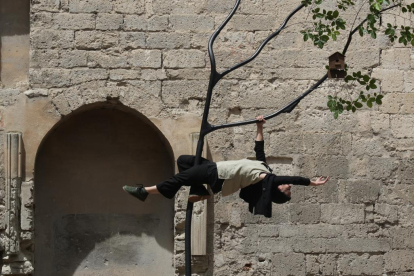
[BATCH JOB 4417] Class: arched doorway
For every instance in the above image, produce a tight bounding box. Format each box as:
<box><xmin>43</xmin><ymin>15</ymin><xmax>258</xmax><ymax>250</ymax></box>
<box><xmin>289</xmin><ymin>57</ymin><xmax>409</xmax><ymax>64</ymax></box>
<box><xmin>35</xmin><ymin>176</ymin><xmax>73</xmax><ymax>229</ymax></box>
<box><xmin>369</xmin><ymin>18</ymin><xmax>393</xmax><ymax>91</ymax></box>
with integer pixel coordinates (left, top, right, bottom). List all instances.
<box><xmin>34</xmin><ymin>104</ymin><xmax>175</xmax><ymax>275</ymax></box>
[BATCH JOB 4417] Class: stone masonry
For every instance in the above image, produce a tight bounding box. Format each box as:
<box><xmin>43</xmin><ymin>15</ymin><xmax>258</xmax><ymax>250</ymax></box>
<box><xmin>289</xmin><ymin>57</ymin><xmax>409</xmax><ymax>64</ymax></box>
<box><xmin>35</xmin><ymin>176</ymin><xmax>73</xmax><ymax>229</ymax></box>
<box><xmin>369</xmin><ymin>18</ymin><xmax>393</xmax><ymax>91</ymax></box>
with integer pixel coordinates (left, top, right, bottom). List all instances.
<box><xmin>0</xmin><ymin>0</ymin><xmax>413</xmax><ymax>275</ymax></box>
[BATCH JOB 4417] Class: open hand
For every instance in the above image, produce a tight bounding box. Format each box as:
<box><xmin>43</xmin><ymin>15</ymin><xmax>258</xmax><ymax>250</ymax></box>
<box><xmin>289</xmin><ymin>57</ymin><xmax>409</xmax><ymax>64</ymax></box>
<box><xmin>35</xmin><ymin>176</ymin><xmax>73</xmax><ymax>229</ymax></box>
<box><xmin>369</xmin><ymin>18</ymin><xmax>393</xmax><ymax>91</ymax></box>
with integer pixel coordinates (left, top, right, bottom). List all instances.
<box><xmin>310</xmin><ymin>176</ymin><xmax>329</xmax><ymax>186</ymax></box>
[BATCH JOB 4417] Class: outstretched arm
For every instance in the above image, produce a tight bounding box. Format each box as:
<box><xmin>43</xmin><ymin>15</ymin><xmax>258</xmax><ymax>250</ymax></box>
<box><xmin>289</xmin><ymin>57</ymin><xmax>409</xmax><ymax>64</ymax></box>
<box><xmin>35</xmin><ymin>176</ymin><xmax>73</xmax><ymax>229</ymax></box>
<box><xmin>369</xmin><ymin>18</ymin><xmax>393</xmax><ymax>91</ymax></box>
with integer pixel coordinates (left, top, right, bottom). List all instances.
<box><xmin>255</xmin><ymin>115</ymin><xmax>265</xmax><ymax>141</ymax></box>
<box><xmin>254</xmin><ymin>115</ymin><xmax>267</xmax><ymax>162</ymax></box>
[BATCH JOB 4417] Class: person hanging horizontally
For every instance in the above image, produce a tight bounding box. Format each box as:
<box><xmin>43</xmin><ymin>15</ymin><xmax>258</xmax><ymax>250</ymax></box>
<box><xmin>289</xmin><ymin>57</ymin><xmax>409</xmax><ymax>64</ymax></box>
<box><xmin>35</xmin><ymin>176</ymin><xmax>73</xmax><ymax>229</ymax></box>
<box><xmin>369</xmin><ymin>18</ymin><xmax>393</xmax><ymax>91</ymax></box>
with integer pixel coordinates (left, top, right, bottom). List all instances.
<box><xmin>123</xmin><ymin>116</ymin><xmax>329</xmax><ymax>217</ymax></box>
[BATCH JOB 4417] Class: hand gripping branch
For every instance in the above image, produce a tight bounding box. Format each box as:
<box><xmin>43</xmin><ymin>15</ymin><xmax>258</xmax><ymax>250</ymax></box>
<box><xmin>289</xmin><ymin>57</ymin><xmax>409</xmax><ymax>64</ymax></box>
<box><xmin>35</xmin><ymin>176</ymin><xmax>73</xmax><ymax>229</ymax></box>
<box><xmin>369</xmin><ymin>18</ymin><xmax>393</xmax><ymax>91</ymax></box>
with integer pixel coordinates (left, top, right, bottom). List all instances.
<box><xmin>185</xmin><ymin>1</ymin><xmax>400</xmax><ymax>274</ymax></box>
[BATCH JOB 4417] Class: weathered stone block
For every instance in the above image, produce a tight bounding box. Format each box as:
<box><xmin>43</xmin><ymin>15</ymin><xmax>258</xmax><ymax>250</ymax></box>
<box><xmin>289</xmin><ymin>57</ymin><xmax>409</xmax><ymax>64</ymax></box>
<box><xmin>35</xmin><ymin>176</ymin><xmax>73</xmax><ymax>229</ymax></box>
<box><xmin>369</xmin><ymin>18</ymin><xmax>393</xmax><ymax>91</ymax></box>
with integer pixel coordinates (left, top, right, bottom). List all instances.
<box><xmin>303</xmin><ymin>132</ymin><xmax>344</xmax><ymax>155</ymax></box>
<box><xmin>128</xmin><ymin>50</ymin><xmax>162</xmax><ymax>68</ymax></box>
<box><xmin>223</xmin><ymin>15</ymin><xmax>278</xmax><ymax>31</ymax></box>
<box><xmin>54</xmin><ymin>13</ymin><xmax>95</xmax><ymax>30</ymax></box>
<box><xmin>279</xmin><ymin>224</ymin><xmax>342</xmax><ymax>239</ymax></box>
<box><xmin>30</xmin><ymin>49</ymin><xmax>60</xmax><ymax>68</ymax></box>
<box><xmin>338</xmin><ymin>253</ymin><xmax>383</xmax><ymax>275</ymax></box>
<box><xmin>164</xmin><ymin>50</ymin><xmax>206</xmax><ymax>68</ymax></box>
<box><xmin>351</xmin><ymin>135</ymin><xmax>386</xmax><ymax>157</ymax></box>
<box><xmin>69</xmin><ymin>0</ymin><xmax>113</xmax><ymax>13</ymax></box>
<box><xmin>374</xmin><ymin>204</ymin><xmax>398</xmax><ymax>225</ymax></box>
<box><xmin>150</xmin><ymin>0</ymin><xmax>204</xmax><ymax>14</ymax></box>
<box><xmin>371</xmin><ymin>113</ymin><xmax>390</xmax><ymax>133</ymax></box>
<box><xmin>20</xmin><ymin>181</ymin><xmax>34</xmax><ymax>231</ymax></box>
<box><xmin>321</xmin><ymin>204</ymin><xmax>365</xmax><ymax>224</ymax></box>
<box><xmin>405</xmin><ymin>71</ymin><xmax>414</xmax><ymax>93</ymax></box>
<box><xmin>391</xmin><ymin>115</ymin><xmax>414</xmax><ymax>138</ymax></box>
<box><xmin>385</xmin><ymin>250</ymin><xmax>414</xmax><ymax>272</ymax></box>
<box><xmin>343</xmin><ymin>179</ymin><xmax>381</xmax><ymax>203</ymax></box>
<box><xmin>161</xmin><ymin>80</ymin><xmax>208</xmax><ymax>107</ymax></box>
<box><xmin>32</xmin><ymin>29</ymin><xmax>74</xmax><ymax>49</ymax></box>
<box><xmin>51</xmin><ymin>91</ymin><xmax>71</xmax><ymax>115</ymax></box>
<box><xmin>75</xmin><ymin>31</ymin><xmax>119</xmax><ymax>50</ymax></box>
<box><xmin>30</xmin><ymin>68</ymin><xmax>71</xmax><ymax>88</ymax></box>
<box><xmin>141</xmin><ymin>69</ymin><xmax>168</xmax><ymax>81</ymax></box>
<box><xmin>96</xmin><ymin>14</ymin><xmax>123</xmax><ymax>30</ymax></box>
<box><xmin>289</xmin><ymin>203</ymin><xmax>321</xmax><ymax>224</ymax></box>
<box><xmin>398</xmin><ymin>206</ymin><xmax>414</xmax><ymax>227</ymax></box>
<box><xmin>24</xmin><ymin>89</ymin><xmax>48</xmax><ymax>98</ymax></box>
<box><xmin>258</xmin><ymin>238</ymin><xmax>293</xmax><ymax>253</ymax></box>
<box><xmin>367</xmin><ymin>157</ymin><xmax>398</xmax><ymax>179</ymax></box>
<box><xmin>71</xmin><ymin>69</ymin><xmax>108</xmax><ymax>85</ymax></box>
<box><xmin>372</xmin><ymin>68</ymin><xmax>404</xmax><ymax>92</ymax></box>
<box><xmin>147</xmin><ymin>32</ymin><xmax>192</xmax><ymax>49</ymax></box>
<box><xmin>325</xmin><ymin>238</ymin><xmax>391</xmax><ymax>253</ymax></box>
<box><xmin>345</xmin><ymin>49</ymin><xmax>380</xmax><ymax>68</ymax></box>
<box><xmin>291</xmin><ymin>238</ymin><xmax>326</xmax><ymax>253</ymax></box>
<box><xmin>271</xmin><ymin>253</ymin><xmax>305</xmax><ymax>276</ymax></box>
<box><xmin>31</xmin><ymin>0</ymin><xmax>69</xmax><ymax>12</ymax></box>
<box><xmin>267</xmin><ymin>132</ymin><xmax>303</xmax><ymax>155</ymax></box>
<box><xmin>391</xmin><ymin>227</ymin><xmax>414</xmax><ymax>249</ymax></box>
<box><xmin>109</xmin><ymin>69</ymin><xmax>140</xmax><ymax>81</ymax></box>
<box><xmin>306</xmin><ymin>254</ymin><xmax>337</xmax><ymax>276</ymax></box>
<box><xmin>87</xmin><ymin>52</ymin><xmax>128</xmax><ymax>68</ymax></box>
<box><xmin>59</xmin><ymin>50</ymin><xmax>87</xmax><ymax>68</ymax></box>
<box><xmin>169</xmin><ymin>15</ymin><xmax>215</xmax><ymax>32</ymax></box>
<box><xmin>123</xmin><ymin>15</ymin><xmax>168</xmax><ymax>31</ymax></box>
<box><xmin>113</xmin><ymin>0</ymin><xmax>144</xmax><ymax>14</ymax></box>
<box><xmin>120</xmin><ymin>32</ymin><xmax>146</xmax><ymax>49</ymax></box>
<box><xmin>382</xmin><ymin>48</ymin><xmax>411</xmax><ymax>69</ymax></box>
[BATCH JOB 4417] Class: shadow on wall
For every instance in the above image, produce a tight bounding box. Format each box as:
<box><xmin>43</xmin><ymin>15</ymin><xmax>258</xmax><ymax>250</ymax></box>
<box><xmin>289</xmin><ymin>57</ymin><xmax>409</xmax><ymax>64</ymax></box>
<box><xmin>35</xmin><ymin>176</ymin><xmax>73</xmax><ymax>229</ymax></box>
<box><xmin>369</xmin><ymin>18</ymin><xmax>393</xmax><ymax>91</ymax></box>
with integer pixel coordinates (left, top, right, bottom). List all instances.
<box><xmin>0</xmin><ymin>0</ymin><xmax>30</xmax><ymax>87</ymax></box>
<box><xmin>34</xmin><ymin>103</ymin><xmax>175</xmax><ymax>276</ymax></box>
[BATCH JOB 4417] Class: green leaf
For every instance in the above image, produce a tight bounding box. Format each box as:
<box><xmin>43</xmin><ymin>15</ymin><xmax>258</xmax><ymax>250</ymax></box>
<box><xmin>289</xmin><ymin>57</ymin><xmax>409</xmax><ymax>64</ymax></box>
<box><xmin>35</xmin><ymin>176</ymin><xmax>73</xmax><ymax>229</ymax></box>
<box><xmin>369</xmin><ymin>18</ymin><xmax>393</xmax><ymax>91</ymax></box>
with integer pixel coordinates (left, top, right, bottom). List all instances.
<box><xmin>354</xmin><ymin>102</ymin><xmax>363</xmax><ymax>108</ymax></box>
<box><xmin>359</xmin><ymin>26</ymin><xmax>364</xmax><ymax>36</ymax></box>
<box><xmin>367</xmin><ymin>100</ymin><xmax>373</xmax><ymax>108</ymax></box>
<box><xmin>363</xmin><ymin>75</ymin><xmax>370</xmax><ymax>82</ymax></box>
<box><xmin>334</xmin><ymin>111</ymin><xmax>339</xmax><ymax>119</ymax></box>
<box><xmin>333</xmin><ymin>10</ymin><xmax>339</xmax><ymax>18</ymax></box>
<box><xmin>352</xmin><ymin>106</ymin><xmax>356</xmax><ymax>112</ymax></box>
<box><xmin>344</xmin><ymin>75</ymin><xmax>354</xmax><ymax>82</ymax></box>
<box><xmin>304</xmin><ymin>33</ymin><xmax>309</xmax><ymax>41</ymax></box>
<box><xmin>376</xmin><ymin>98</ymin><xmax>382</xmax><ymax>105</ymax></box>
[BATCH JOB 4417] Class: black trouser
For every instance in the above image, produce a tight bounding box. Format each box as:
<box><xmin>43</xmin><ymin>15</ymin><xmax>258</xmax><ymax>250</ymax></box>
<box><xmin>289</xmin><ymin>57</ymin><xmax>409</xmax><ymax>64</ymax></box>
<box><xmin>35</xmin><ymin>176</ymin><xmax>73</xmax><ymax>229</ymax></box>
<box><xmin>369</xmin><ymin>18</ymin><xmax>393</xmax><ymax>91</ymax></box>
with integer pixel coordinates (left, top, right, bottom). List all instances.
<box><xmin>156</xmin><ymin>155</ymin><xmax>224</xmax><ymax>199</ymax></box>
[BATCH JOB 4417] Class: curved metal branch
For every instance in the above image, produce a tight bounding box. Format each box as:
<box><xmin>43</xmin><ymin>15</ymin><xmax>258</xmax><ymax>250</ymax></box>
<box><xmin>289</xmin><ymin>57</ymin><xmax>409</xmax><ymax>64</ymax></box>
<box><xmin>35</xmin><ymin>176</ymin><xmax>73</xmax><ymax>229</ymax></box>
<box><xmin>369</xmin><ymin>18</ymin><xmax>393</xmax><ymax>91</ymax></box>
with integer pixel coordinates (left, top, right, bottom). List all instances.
<box><xmin>211</xmin><ymin>3</ymin><xmax>401</xmax><ymax>132</ymax></box>
<box><xmin>208</xmin><ymin>0</ymin><xmax>242</xmax><ymax>74</ymax></box>
<box><xmin>210</xmin><ymin>74</ymin><xmax>328</xmax><ymax>132</ymax></box>
<box><xmin>343</xmin><ymin>3</ymin><xmax>401</xmax><ymax>54</ymax></box>
<box><xmin>220</xmin><ymin>3</ymin><xmax>305</xmax><ymax>79</ymax></box>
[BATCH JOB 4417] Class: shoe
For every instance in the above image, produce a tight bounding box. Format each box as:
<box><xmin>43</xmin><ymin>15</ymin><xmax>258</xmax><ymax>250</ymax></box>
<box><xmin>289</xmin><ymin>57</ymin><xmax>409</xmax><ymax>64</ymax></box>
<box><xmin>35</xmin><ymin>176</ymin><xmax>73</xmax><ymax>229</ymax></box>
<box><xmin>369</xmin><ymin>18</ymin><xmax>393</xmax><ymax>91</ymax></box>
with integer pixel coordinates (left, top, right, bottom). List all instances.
<box><xmin>123</xmin><ymin>184</ymin><xmax>148</xmax><ymax>202</ymax></box>
<box><xmin>188</xmin><ymin>185</ymin><xmax>211</xmax><ymax>202</ymax></box>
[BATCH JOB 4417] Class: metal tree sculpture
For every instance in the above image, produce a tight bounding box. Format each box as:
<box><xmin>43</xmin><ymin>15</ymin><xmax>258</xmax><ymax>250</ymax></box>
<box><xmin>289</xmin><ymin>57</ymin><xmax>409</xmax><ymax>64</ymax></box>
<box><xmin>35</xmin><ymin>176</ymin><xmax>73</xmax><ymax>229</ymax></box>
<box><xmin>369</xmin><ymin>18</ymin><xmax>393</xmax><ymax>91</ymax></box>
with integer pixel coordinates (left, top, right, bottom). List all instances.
<box><xmin>185</xmin><ymin>0</ymin><xmax>401</xmax><ymax>274</ymax></box>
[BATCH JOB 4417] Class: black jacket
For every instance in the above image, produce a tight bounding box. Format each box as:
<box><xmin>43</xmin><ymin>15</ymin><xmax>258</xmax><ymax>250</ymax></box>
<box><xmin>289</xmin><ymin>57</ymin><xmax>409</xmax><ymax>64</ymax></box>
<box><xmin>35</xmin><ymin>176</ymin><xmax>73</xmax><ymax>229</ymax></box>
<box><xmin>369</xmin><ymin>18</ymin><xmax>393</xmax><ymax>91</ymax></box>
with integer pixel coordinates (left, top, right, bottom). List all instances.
<box><xmin>239</xmin><ymin>140</ymin><xmax>310</xmax><ymax>218</ymax></box>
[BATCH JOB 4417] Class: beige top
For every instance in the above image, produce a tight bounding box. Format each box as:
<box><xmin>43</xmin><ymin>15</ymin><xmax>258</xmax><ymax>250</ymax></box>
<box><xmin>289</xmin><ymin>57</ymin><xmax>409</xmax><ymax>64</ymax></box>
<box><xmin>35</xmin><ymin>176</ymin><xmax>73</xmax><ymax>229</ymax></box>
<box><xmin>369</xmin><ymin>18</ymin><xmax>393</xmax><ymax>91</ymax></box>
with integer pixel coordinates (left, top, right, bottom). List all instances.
<box><xmin>216</xmin><ymin>159</ymin><xmax>271</xmax><ymax>196</ymax></box>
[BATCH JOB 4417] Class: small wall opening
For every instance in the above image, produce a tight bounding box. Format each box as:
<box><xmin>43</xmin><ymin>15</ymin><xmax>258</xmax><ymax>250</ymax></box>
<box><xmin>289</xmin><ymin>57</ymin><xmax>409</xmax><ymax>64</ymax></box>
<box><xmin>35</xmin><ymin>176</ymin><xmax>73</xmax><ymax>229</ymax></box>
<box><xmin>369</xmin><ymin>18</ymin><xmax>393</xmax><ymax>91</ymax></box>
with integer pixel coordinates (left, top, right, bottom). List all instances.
<box><xmin>0</xmin><ymin>0</ymin><xmax>30</xmax><ymax>87</ymax></box>
<box><xmin>34</xmin><ymin>104</ymin><xmax>175</xmax><ymax>276</ymax></box>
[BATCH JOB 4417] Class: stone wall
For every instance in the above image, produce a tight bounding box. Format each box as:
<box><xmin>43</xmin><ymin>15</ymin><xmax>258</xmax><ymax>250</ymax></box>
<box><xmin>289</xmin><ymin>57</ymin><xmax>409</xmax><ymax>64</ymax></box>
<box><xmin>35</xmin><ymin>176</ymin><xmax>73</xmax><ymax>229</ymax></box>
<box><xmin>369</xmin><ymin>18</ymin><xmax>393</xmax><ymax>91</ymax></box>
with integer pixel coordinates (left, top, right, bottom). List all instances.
<box><xmin>0</xmin><ymin>0</ymin><xmax>413</xmax><ymax>275</ymax></box>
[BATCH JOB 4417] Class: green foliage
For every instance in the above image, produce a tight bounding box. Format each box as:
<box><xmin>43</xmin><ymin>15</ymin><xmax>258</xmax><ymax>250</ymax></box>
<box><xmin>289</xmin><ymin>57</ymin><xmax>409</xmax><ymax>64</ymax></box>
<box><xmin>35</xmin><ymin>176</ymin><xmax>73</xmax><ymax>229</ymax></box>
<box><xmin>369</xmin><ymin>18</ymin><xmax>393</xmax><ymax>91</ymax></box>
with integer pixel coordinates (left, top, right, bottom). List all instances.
<box><xmin>300</xmin><ymin>7</ymin><xmax>346</xmax><ymax>48</ymax></box>
<box><xmin>328</xmin><ymin>70</ymin><xmax>383</xmax><ymax>119</ymax></box>
<box><xmin>300</xmin><ymin>0</ymin><xmax>412</xmax><ymax>118</ymax></box>
<box><xmin>327</xmin><ymin>92</ymin><xmax>384</xmax><ymax>119</ymax></box>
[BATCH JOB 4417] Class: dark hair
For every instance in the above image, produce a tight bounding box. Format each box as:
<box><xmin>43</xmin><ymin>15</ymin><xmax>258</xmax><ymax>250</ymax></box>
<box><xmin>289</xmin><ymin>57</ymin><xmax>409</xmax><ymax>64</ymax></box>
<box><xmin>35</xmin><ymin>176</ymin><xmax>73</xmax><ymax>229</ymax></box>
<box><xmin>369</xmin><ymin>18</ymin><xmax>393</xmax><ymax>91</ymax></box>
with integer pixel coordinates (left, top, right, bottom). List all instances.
<box><xmin>271</xmin><ymin>186</ymin><xmax>291</xmax><ymax>204</ymax></box>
